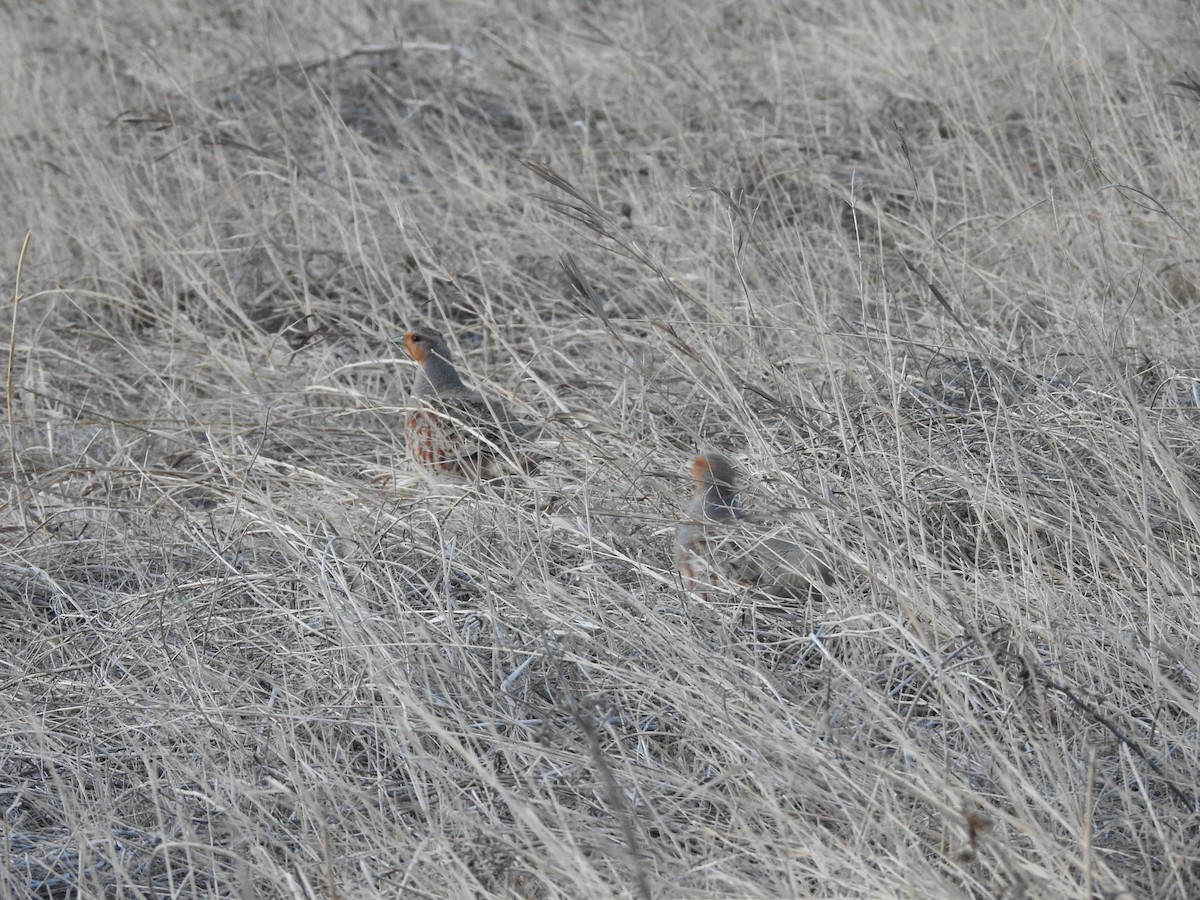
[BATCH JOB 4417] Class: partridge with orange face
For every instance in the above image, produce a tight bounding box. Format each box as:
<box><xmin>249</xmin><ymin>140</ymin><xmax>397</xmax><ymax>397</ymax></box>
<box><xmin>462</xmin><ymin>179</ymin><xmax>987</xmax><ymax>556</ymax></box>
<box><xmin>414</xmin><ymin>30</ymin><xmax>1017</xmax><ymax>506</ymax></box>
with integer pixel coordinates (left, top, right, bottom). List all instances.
<box><xmin>675</xmin><ymin>452</ymin><xmax>833</xmax><ymax>599</ymax></box>
<box><xmin>399</xmin><ymin>329</ymin><xmax>532</xmax><ymax>480</ymax></box>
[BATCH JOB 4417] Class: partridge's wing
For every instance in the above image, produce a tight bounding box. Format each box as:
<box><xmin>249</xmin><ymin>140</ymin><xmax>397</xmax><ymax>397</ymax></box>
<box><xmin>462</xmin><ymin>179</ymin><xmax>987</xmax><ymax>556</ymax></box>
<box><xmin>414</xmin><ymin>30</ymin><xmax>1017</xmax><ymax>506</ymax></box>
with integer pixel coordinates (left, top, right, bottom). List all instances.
<box><xmin>707</xmin><ymin>522</ymin><xmax>834</xmax><ymax>599</ymax></box>
<box><xmin>412</xmin><ymin>388</ymin><xmax>535</xmax><ymax>476</ymax></box>
<box><xmin>468</xmin><ymin>391</ymin><xmax>531</xmax><ymax>439</ymax></box>
<box><xmin>757</xmin><ymin>533</ymin><xmax>834</xmax><ymax>597</ymax></box>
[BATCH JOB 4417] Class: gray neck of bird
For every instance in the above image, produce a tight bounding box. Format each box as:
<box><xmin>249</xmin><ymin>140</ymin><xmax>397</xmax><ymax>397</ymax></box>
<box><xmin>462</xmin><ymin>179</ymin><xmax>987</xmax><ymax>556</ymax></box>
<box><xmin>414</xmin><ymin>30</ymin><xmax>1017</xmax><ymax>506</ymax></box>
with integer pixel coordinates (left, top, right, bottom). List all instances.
<box><xmin>704</xmin><ymin>484</ymin><xmax>741</xmax><ymax>517</ymax></box>
<box><xmin>417</xmin><ymin>352</ymin><xmax>466</xmax><ymax>393</ymax></box>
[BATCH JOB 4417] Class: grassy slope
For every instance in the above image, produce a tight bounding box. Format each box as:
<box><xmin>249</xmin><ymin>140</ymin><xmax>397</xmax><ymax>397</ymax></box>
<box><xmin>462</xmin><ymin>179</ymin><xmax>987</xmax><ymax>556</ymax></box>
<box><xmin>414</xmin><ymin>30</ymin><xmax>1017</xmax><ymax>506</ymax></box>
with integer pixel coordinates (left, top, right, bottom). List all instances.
<box><xmin>2</xmin><ymin>1</ymin><xmax>1199</xmax><ymax>896</ymax></box>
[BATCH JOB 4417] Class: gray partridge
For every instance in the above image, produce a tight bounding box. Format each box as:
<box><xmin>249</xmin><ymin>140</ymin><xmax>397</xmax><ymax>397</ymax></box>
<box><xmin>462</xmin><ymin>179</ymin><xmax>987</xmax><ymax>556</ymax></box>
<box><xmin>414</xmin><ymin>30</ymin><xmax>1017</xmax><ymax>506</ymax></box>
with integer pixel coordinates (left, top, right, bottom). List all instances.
<box><xmin>675</xmin><ymin>452</ymin><xmax>834</xmax><ymax>599</ymax></box>
<box><xmin>399</xmin><ymin>328</ymin><xmax>532</xmax><ymax>480</ymax></box>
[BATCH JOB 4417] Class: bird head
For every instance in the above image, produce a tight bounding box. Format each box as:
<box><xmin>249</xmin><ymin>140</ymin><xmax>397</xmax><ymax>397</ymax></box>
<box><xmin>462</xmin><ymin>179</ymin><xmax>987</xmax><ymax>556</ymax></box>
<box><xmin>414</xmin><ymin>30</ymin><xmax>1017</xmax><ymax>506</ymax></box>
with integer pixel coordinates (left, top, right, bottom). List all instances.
<box><xmin>399</xmin><ymin>329</ymin><xmax>450</xmax><ymax>365</ymax></box>
<box><xmin>692</xmin><ymin>453</ymin><xmax>738</xmax><ymax>491</ymax></box>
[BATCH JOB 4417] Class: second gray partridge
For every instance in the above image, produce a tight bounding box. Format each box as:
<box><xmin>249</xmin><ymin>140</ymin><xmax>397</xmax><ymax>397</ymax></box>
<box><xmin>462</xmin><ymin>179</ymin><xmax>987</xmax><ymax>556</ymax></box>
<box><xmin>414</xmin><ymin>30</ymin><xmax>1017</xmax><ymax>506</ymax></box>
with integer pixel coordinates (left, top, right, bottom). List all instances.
<box><xmin>675</xmin><ymin>452</ymin><xmax>833</xmax><ymax>599</ymax></box>
<box><xmin>399</xmin><ymin>328</ymin><xmax>532</xmax><ymax>480</ymax></box>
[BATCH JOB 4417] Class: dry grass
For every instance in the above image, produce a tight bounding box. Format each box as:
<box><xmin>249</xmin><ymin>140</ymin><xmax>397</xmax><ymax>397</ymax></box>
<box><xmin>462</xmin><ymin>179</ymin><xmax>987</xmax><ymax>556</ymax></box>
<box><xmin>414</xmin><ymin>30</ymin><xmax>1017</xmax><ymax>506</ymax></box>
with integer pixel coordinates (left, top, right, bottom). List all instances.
<box><xmin>2</xmin><ymin>1</ymin><xmax>1200</xmax><ymax>897</ymax></box>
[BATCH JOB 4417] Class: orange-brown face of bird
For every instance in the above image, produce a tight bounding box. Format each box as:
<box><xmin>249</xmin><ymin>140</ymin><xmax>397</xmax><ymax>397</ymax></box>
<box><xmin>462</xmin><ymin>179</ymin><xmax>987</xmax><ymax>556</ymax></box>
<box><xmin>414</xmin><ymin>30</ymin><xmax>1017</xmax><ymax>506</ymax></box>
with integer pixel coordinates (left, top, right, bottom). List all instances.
<box><xmin>690</xmin><ymin>455</ymin><xmax>712</xmax><ymax>487</ymax></box>
<box><xmin>402</xmin><ymin>331</ymin><xmax>432</xmax><ymax>364</ymax></box>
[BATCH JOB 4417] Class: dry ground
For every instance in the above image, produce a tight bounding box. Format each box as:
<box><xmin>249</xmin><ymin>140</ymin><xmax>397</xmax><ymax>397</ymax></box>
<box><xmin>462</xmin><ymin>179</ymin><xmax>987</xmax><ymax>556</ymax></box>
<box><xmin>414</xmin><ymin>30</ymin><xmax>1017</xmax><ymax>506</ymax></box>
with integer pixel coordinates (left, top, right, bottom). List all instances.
<box><xmin>2</xmin><ymin>1</ymin><xmax>1200</xmax><ymax>897</ymax></box>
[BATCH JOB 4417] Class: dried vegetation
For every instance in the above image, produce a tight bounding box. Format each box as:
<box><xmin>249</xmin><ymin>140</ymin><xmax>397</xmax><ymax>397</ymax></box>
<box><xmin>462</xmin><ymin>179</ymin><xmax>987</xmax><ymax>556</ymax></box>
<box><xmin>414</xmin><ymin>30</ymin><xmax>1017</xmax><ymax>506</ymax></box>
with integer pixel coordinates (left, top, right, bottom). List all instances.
<box><xmin>2</xmin><ymin>1</ymin><xmax>1200</xmax><ymax>897</ymax></box>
